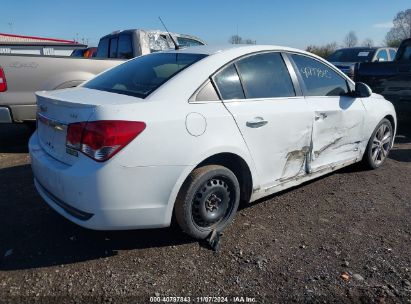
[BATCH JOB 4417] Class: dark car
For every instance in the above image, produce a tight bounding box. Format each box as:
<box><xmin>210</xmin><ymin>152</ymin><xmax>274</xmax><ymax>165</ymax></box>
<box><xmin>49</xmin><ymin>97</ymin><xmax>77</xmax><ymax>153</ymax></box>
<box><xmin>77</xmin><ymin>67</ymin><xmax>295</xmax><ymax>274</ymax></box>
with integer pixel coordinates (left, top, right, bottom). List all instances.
<box><xmin>355</xmin><ymin>39</ymin><xmax>411</xmax><ymax>121</ymax></box>
<box><xmin>328</xmin><ymin>47</ymin><xmax>397</xmax><ymax>78</ymax></box>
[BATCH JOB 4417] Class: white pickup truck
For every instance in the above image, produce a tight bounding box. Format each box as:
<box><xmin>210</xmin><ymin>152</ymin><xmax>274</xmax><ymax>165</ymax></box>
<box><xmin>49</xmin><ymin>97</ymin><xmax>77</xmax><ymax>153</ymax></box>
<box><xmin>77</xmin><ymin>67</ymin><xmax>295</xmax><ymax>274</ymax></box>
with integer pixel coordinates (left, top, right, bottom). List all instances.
<box><xmin>0</xmin><ymin>29</ymin><xmax>205</xmax><ymax>123</ymax></box>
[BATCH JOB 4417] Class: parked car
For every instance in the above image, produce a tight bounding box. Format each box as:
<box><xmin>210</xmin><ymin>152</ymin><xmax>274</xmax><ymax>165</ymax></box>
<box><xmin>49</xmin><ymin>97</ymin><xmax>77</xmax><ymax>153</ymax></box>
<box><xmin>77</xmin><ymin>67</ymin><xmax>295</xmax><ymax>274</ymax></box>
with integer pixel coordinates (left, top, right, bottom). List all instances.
<box><xmin>328</xmin><ymin>47</ymin><xmax>397</xmax><ymax>78</ymax></box>
<box><xmin>71</xmin><ymin>47</ymin><xmax>98</xmax><ymax>58</ymax></box>
<box><xmin>355</xmin><ymin>38</ymin><xmax>411</xmax><ymax>121</ymax></box>
<box><xmin>0</xmin><ymin>29</ymin><xmax>205</xmax><ymax>124</ymax></box>
<box><xmin>29</xmin><ymin>45</ymin><xmax>396</xmax><ymax>239</ymax></box>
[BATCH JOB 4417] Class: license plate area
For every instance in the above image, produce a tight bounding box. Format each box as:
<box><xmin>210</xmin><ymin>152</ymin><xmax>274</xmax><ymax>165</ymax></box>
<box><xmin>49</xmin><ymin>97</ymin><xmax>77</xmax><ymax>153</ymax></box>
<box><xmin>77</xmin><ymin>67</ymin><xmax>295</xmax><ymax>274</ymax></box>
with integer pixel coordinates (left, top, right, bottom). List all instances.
<box><xmin>37</xmin><ymin>113</ymin><xmax>68</xmax><ymax>159</ymax></box>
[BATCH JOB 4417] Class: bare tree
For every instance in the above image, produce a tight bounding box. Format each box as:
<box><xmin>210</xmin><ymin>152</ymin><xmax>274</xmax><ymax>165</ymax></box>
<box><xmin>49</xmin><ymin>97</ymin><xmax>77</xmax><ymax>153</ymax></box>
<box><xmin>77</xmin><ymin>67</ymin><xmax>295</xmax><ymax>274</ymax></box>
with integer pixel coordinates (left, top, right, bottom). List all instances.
<box><xmin>385</xmin><ymin>9</ymin><xmax>411</xmax><ymax>47</ymax></box>
<box><xmin>306</xmin><ymin>42</ymin><xmax>338</xmax><ymax>59</ymax></box>
<box><xmin>362</xmin><ymin>38</ymin><xmax>374</xmax><ymax>47</ymax></box>
<box><xmin>344</xmin><ymin>31</ymin><xmax>358</xmax><ymax>47</ymax></box>
<box><xmin>244</xmin><ymin>39</ymin><xmax>256</xmax><ymax>45</ymax></box>
<box><xmin>229</xmin><ymin>35</ymin><xmax>243</xmax><ymax>44</ymax></box>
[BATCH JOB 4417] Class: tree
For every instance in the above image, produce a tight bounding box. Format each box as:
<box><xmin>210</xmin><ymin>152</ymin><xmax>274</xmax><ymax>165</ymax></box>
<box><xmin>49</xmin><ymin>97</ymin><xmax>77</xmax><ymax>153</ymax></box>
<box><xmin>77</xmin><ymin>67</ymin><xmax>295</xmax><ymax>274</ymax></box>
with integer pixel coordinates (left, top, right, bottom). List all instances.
<box><xmin>385</xmin><ymin>9</ymin><xmax>411</xmax><ymax>47</ymax></box>
<box><xmin>362</xmin><ymin>38</ymin><xmax>374</xmax><ymax>47</ymax></box>
<box><xmin>306</xmin><ymin>42</ymin><xmax>338</xmax><ymax>59</ymax></box>
<box><xmin>244</xmin><ymin>39</ymin><xmax>256</xmax><ymax>45</ymax></box>
<box><xmin>228</xmin><ymin>35</ymin><xmax>256</xmax><ymax>45</ymax></box>
<box><xmin>344</xmin><ymin>31</ymin><xmax>358</xmax><ymax>47</ymax></box>
<box><xmin>229</xmin><ymin>35</ymin><xmax>242</xmax><ymax>44</ymax></box>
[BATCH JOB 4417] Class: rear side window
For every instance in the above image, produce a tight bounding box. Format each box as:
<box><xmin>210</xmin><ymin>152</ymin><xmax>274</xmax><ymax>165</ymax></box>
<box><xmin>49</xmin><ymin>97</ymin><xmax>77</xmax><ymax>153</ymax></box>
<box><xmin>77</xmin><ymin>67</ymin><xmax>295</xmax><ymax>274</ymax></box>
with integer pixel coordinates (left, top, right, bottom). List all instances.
<box><xmin>235</xmin><ymin>52</ymin><xmax>295</xmax><ymax>99</ymax></box>
<box><xmin>84</xmin><ymin>53</ymin><xmax>207</xmax><ymax>99</ymax></box>
<box><xmin>214</xmin><ymin>64</ymin><xmax>245</xmax><ymax>100</ymax></box>
<box><xmin>291</xmin><ymin>54</ymin><xmax>349</xmax><ymax>97</ymax></box>
<box><xmin>118</xmin><ymin>35</ymin><xmax>133</xmax><ymax>59</ymax></box>
<box><xmin>109</xmin><ymin>37</ymin><xmax>118</xmax><ymax>58</ymax></box>
<box><xmin>96</xmin><ymin>38</ymin><xmax>109</xmax><ymax>58</ymax></box>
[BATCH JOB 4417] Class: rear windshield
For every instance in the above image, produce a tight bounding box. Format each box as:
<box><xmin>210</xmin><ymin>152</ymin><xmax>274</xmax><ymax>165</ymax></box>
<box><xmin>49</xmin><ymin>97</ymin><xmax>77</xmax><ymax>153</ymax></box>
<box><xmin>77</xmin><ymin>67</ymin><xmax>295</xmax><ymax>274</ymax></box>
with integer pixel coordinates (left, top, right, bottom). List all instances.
<box><xmin>327</xmin><ymin>49</ymin><xmax>375</xmax><ymax>63</ymax></box>
<box><xmin>84</xmin><ymin>53</ymin><xmax>207</xmax><ymax>98</ymax></box>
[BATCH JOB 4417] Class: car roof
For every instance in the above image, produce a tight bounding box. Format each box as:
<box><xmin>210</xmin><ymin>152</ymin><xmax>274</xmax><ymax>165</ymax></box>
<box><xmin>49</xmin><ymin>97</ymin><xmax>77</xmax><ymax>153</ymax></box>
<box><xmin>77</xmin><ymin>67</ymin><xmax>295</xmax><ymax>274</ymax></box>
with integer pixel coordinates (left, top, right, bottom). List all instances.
<box><xmin>162</xmin><ymin>44</ymin><xmax>314</xmax><ymax>57</ymax></box>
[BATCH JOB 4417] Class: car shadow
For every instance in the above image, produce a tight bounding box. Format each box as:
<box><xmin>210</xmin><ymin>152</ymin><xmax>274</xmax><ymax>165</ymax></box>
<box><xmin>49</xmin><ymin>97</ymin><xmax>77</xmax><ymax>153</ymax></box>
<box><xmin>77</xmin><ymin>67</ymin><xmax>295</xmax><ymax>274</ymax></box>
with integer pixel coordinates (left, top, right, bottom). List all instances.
<box><xmin>389</xmin><ymin>149</ymin><xmax>411</xmax><ymax>162</ymax></box>
<box><xmin>0</xmin><ymin>124</ymin><xmax>33</xmax><ymax>153</ymax></box>
<box><xmin>0</xmin><ymin>164</ymin><xmax>194</xmax><ymax>271</ymax></box>
<box><xmin>396</xmin><ymin>122</ymin><xmax>411</xmax><ymax>144</ymax></box>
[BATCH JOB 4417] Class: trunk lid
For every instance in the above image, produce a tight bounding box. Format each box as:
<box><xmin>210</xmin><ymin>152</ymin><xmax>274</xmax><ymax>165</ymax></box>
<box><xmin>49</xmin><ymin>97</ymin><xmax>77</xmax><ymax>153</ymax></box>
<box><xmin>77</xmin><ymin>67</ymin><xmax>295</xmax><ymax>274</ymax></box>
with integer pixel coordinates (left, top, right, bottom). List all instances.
<box><xmin>36</xmin><ymin>87</ymin><xmax>142</xmax><ymax>165</ymax></box>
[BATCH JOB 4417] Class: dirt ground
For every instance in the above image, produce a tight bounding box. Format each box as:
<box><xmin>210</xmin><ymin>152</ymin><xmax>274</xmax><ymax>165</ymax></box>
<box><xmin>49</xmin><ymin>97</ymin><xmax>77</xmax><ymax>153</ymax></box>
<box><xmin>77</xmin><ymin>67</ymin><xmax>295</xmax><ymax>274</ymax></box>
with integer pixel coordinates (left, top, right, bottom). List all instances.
<box><xmin>0</xmin><ymin>122</ymin><xmax>410</xmax><ymax>303</ymax></box>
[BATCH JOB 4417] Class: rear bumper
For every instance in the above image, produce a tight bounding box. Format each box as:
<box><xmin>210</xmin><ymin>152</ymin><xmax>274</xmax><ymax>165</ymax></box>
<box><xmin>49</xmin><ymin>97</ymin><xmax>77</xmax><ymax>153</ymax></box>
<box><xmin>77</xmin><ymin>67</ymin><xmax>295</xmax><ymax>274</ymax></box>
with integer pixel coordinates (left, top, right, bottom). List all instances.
<box><xmin>0</xmin><ymin>107</ymin><xmax>12</xmax><ymax>123</ymax></box>
<box><xmin>29</xmin><ymin>132</ymin><xmax>190</xmax><ymax>230</ymax></box>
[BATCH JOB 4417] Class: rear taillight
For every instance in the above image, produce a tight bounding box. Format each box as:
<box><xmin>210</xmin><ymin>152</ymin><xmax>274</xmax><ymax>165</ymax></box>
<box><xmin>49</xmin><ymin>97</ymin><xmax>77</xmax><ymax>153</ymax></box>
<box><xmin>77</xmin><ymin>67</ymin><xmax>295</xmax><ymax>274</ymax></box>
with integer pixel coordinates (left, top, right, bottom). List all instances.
<box><xmin>0</xmin><ymin>67</ymin><xmax>7</xmax><ymax>92</ymax></box>
<box><xmin>66</xmin><ymin>120</ymin><xmax>146</xmax><ymax>162</ymax></box>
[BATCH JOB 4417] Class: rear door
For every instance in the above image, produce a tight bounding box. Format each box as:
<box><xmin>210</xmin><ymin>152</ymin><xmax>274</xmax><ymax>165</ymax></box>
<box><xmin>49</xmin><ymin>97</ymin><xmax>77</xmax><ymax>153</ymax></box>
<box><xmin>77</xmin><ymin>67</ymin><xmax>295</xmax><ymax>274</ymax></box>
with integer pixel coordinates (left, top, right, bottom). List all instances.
<box><xmin>289</xmin><ymin>53</ymin><xmax>365</xmax><ymax>172</ymax></box>
<box><xmin>213</xmin><ymin>52</ymin><xmax>313</xmax><ymax>188</ymax></box>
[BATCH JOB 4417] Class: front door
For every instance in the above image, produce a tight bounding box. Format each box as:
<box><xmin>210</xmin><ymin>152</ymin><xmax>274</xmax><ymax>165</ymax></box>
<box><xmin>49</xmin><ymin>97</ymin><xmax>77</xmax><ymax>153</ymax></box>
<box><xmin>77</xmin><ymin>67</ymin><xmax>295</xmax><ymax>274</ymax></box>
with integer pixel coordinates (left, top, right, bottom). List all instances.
<box><xmin>289</xmin><ymin>53</ymin><xmax>365</xmax><ymax>172</ymax></box>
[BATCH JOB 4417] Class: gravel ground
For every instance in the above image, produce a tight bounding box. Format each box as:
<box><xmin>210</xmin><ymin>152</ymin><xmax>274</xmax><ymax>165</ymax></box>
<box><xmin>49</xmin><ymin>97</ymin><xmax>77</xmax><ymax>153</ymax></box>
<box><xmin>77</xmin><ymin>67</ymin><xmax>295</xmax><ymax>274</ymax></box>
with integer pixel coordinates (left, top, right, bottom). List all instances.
<box><xmin>0</xmin><ymin>123</ymin><xmax>410</xmax><ymax>303</ymax></box>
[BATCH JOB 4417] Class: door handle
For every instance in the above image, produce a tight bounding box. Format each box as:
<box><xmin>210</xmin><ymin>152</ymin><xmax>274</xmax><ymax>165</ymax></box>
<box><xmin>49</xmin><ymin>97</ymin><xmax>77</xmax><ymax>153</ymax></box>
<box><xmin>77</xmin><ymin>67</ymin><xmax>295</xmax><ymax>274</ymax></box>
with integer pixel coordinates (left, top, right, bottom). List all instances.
<box><xmin>315</xmin><ymin>113</ymin><xmax>328</xmax><ymax>121</ymax></box>
<box><xmin>246</xmin><ymin>117</ymin><xmax>268</xmax><ymax>128</ymax></box>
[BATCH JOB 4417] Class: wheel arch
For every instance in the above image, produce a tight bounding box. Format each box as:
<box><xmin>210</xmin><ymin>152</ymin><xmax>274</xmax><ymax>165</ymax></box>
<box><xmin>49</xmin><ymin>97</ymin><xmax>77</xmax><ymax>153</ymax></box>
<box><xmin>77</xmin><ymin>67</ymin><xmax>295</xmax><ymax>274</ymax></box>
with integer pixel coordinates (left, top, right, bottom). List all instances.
<box><xmin>164</xmin><ymin>151</ymin><xmax>256</xmax><ymax>227</ymax></box>
<box><xmin>194</xmin><ymin>152</ymin><xmax>253</xmax><ymax>205</ymax></box>
<box><xmin>384</xmin><ymin>114</ymin><xmax>396</xmax><ymax>137</ymax></box>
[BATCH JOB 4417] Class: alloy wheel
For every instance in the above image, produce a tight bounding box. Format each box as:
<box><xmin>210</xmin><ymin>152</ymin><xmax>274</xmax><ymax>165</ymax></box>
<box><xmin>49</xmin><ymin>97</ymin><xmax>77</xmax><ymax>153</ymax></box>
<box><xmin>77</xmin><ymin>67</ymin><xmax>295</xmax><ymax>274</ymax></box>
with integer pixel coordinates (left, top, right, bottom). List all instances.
<box><xmin>371</xmin><ymin>122</ymin><xmax>392</xmax><ymax>166</ymax></box>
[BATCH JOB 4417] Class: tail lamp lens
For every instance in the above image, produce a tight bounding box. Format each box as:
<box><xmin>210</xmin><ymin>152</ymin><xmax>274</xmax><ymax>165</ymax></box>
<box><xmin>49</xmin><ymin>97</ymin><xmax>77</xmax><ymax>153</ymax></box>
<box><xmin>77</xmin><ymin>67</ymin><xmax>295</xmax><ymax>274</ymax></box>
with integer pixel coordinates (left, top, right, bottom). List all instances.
<box><xmin>66</xmin><ymin>121</ymin><xmax>146</xmax><ymax>161</ymax></box>
<box><xmin>0</xmin><ymin>68</ymin><xmax>7</xmax><ymax>92</ymax></box>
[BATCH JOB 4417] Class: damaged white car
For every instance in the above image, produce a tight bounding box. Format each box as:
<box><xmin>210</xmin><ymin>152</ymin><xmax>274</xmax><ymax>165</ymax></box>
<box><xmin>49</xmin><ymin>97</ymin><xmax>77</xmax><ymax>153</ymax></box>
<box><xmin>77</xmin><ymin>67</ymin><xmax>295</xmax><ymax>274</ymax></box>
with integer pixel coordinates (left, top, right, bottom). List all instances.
<box><xmin>29</xmin><ymin>45</ymin><xmax>396</xmax><ymax>239</ymax></box>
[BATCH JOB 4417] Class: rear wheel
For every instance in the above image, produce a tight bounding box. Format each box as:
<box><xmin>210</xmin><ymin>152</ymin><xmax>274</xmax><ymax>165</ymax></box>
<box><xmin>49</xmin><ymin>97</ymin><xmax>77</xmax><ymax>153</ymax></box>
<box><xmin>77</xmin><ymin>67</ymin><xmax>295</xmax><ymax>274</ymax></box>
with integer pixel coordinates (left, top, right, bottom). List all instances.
<box><xmin>175</xmin><ymin>165</ymin><xmax>240</xmax><ymax>239</ymax></box>
<box><xmin>363</xmin><ymin>118</ymin><xmax>393</xmax><ymax>169</ymax></box>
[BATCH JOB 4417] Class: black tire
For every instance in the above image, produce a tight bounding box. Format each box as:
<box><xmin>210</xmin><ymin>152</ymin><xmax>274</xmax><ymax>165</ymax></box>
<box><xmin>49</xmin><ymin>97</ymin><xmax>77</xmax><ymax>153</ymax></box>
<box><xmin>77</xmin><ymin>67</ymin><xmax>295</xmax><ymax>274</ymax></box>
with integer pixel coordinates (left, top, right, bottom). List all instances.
<box><xmin>174</xmin><ymin>165</ymin><xmax>240</xmax><ymax>240</ymax></box>
<box><xmin>363</xmin><ymin>118</ymin><xmax>393</xmax><ymax>169</ymax></box>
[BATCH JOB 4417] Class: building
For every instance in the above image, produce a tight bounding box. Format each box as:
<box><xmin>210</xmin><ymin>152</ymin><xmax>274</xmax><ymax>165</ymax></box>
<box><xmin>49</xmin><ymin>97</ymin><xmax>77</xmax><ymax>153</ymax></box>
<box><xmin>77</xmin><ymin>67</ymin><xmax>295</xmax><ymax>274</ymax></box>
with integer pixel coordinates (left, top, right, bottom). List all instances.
<box><xmin>0</xmin><ymin>33</ymin><xmax>86</xmax><ymax>56</ymax></box>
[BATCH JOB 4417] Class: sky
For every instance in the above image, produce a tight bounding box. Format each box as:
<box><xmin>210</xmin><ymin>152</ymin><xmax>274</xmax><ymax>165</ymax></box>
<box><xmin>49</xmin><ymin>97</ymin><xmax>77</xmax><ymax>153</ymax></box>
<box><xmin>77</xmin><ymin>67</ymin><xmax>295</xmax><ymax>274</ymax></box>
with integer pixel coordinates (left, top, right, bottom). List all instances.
<box><xmin>1</xmin><ymin>0</ymin><xmax>410</xmax><ymax>49</ymax></box>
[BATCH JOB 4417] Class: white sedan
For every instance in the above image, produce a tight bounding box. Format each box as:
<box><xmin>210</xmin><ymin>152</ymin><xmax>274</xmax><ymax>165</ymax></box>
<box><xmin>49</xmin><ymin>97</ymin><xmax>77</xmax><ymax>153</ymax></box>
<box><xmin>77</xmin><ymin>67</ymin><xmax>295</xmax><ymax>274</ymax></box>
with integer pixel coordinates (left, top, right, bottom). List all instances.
<box><xmin>29</xmin><ymin>45</ymin><xmax>396</xmax><ymax>239</ymax></box>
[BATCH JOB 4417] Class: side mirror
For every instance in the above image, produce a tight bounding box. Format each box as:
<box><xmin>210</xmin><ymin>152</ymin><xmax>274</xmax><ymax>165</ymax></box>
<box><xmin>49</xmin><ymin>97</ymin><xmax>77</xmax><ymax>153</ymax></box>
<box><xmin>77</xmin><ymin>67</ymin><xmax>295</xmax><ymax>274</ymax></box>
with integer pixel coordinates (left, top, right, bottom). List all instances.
<box><xmin>355</xmin><ymin>82</ymin><xmax>372</xmax><ymax>98</ymax></box>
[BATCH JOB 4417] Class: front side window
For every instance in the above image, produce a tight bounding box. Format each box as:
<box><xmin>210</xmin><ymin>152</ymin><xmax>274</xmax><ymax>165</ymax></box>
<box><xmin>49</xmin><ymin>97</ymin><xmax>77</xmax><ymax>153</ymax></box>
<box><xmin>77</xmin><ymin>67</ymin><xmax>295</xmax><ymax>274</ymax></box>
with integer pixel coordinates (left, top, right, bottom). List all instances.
<box><xmin>96</xmin><ymin>38</ymin><xmax>109</xmax><ymax>58</ymax></box>
<box><xmin>291</xmin><ymin>54</ymin><xmax>349</xmax><ymax>97</ymax></box>
<box><xmin>235</xmin><ymin>52</ymin><xmax>295</xmax><ymax>99</ymax></box>
<box><xmin>376</xmin><ymin>49</ymin><xmax>388</xmax><ymax>62</ymax></box>
<box><xmin>213</xmin><ymin>64</ymin><xmax>245</xmax><ymax>100</ymax></box>
<box><xmin>84</xmin><ymin>53</ymin><xmax>207</xmax><ymax>99</ymax></box>
<box><xmin>118</xmin><ymin>34</ymin><xmax>133</xmax><ymax>59</ymax></box>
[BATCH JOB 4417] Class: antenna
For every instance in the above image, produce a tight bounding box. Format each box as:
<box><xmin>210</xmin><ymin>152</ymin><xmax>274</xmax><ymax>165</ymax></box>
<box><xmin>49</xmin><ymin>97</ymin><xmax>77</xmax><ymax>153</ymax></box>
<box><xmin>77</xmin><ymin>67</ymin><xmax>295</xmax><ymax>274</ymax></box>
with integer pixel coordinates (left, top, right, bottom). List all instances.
<box><xmin>158</xmin><ymin>17</ymin><xmax>179</xmax><ymax>50</ymax></box>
